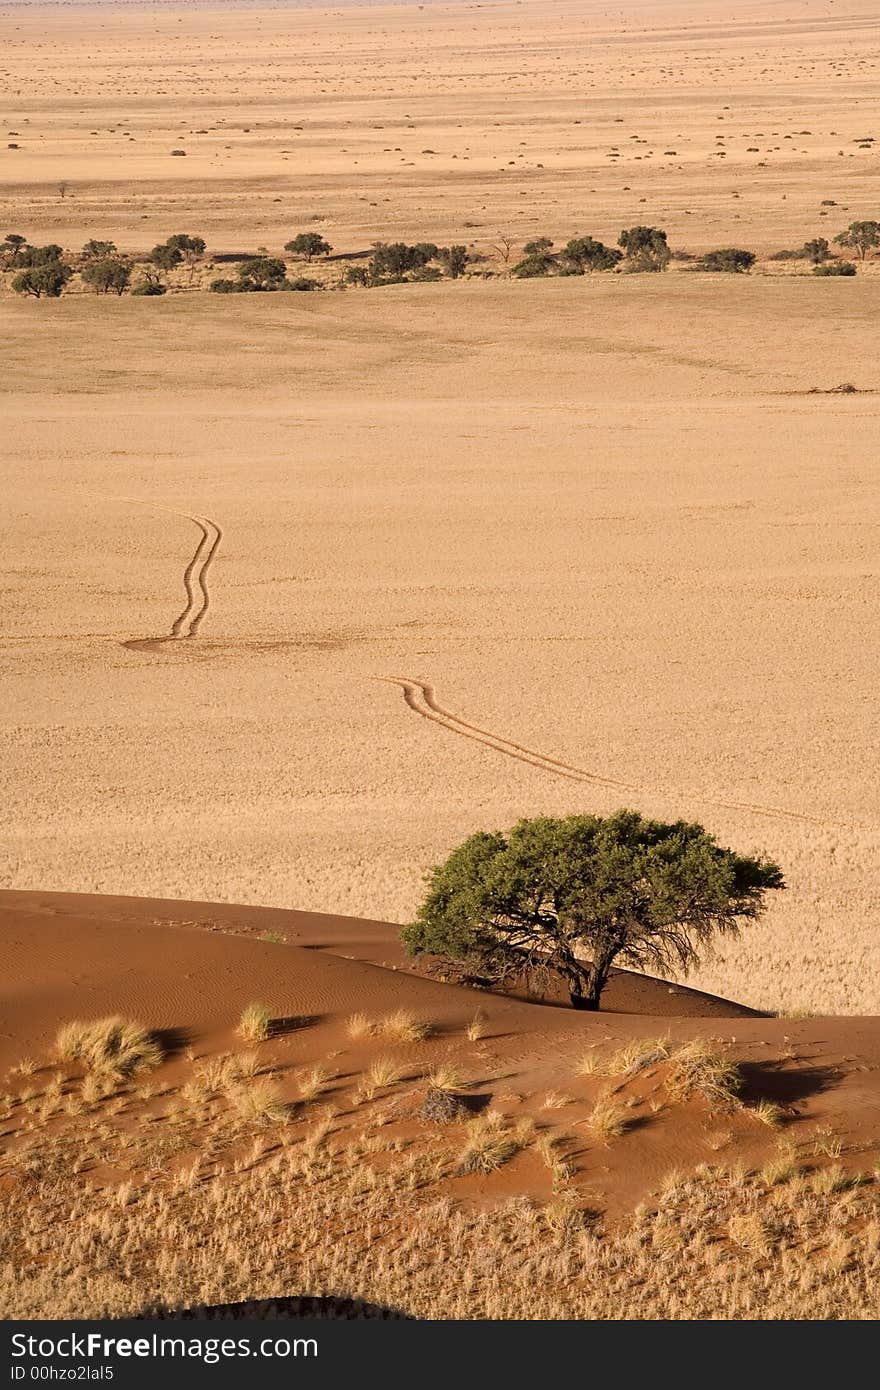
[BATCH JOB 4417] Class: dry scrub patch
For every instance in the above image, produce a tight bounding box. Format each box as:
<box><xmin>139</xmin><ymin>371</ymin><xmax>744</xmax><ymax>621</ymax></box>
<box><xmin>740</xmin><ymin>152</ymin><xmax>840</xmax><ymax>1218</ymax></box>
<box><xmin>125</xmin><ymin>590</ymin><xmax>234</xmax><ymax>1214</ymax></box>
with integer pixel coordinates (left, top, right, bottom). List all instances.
<box><xmin>3</xmin><ymin>1133</ymin><xmax>880</xmax><ymax>1319</ymax></box>
<box><xmin>236</xmin><ymin>1003</ymin><xmax>272</xmax><ymax>1043</ymax></box>
<box><xmin>55</xmin><ymin>1017</ymin><xmax>163</xmax><ymax>1077</ymax></box>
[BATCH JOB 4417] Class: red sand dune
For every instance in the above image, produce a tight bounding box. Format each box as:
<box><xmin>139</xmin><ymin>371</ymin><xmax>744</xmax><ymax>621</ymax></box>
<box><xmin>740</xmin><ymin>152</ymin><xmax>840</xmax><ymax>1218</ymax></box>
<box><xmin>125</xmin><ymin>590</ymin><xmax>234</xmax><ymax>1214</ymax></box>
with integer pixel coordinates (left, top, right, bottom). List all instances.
<box><xmin>2</xmin><ymin>889</ymin><xmax>878</xmax><ymax>1214</ymax></box>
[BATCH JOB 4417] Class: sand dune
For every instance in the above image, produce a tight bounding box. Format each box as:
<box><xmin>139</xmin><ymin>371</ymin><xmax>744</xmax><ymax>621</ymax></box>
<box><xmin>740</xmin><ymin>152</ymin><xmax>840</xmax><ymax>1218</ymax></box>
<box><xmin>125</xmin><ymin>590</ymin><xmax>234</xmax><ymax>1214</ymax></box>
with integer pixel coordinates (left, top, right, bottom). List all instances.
<box><xmin>3</xmin><ymin>890</ymin><xmax>879</xmax><ymax>1317</ymax></box>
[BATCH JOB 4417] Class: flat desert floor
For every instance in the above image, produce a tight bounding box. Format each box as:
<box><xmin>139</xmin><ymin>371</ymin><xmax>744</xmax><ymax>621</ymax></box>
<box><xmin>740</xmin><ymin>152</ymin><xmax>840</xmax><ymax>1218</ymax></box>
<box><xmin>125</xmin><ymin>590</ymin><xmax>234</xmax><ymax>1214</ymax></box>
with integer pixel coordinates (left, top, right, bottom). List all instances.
<box><xmin>1</xmin><ymin>0</ymin><xmax>879</xmax><ymax>1017</ymax></box>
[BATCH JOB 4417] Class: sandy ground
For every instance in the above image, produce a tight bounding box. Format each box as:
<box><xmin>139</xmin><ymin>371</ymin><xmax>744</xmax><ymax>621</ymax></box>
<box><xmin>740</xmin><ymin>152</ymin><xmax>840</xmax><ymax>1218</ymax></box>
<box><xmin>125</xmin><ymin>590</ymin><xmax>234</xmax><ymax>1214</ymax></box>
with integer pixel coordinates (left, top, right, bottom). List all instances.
<box><xmin>1</xmin><ymin>1</ymin><xmax>879</xmax><ymax>1017</ymax></box>
<box><xmin>2</xmin><ymin>279</ymin><xmax>879</xmax><ymax>1014</ymax></box>
<box><xmin>1</xmin><ymin>0</ymin><xmax>879</xmax><ymax>256</ymax></box>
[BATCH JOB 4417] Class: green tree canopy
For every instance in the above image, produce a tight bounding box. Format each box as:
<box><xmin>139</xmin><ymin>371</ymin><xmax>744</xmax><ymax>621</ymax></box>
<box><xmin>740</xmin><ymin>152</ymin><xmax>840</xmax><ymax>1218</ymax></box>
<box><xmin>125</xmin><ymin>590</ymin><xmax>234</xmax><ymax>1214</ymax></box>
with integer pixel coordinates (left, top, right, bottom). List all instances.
<box><xmin>802</xmin><ymin>237</ymin><xmax>830</xmax><ymax>265</ymax></box>
<box><xmin>368</xmin><ymin>242</ymin><xmax>437</xmax><ymax>280</ymax></box>
<box><xmin>403</xmin><ymin>811</ymin><xmax>784</xmax><ymax>1010</ymax></box>
<box><xmin>511</xmin><ymin>252</ymin><xmax>555</xmax><ymax>278</ymax></box>
<box><xmin>699</xmin><ymin>248</ymin><xmax>756</xmax><ymax>273</ymax></box>
<box><xmin>11</xmin><ymin>262</ymin><xmax>72</xmax><ymax>298</ymax></box>
<box><xmin>82</xmin><ymin>239</ymin><xmax>117</xmax><ymax>260</ymax></box>
<box><xmin>238</xmin><ymin>256</ymin><xmax>287</xmax><ymax>289</ymax></box>
<box><xmin>561</xmin><ymin>236</ymin><xmax>622</xmax><ymax>273</ymax></box>
<box><xmin>523</xmin><ymin>237</ymin><xmax>554</xmax><ymax>257</ymax></box>
<box><xmin>833</xmin><ymin>220</ymin><xmax>879</xmax><ymax>260</ymax></box>
<box><xmin>149</xmin><ymin>241</ymin><xmax>183</xmax><ymax>271</ymax></box>
<box><xmin>618</xmin><ymin>225</ymin><xmax>670</xmax><ymax>271</ymax></box>
<box><xmin>81</xmin><ymin>257</ymin><xmax>131</xmax><ymax>295</ymax></box>
<box><xmin>284</xmin><ymin>232</ymin><xmax>332</xmax><ymax>261</ymax></box>
<box><xmin>438</xmin><ymin>244</ymin><xmax>468</xmax><ymax>278</ymax></box>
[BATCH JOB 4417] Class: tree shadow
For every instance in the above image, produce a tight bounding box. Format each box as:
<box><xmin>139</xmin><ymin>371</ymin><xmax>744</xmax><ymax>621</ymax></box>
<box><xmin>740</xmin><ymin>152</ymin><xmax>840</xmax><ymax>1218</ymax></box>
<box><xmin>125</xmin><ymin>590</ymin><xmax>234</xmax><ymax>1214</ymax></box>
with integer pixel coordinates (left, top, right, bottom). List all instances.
<box><xmin>738</xmin><ymin>1061</ymin><xmax>838</xmax><ymax>1107</ymax></box>
<box><xmin>154</xmin><ymin>1027</ymin><xmax>192</xmax><ymax>1058</ymax></box>
<box><xmin>157</xmin><ymin>1296</ymin><xmax>415</xmax><ymax>1320</ymax></box>
<box><xmin>269</xmin><ymin>1015</ymin><xmax>320</xmax><ymax>1038</ymax></box>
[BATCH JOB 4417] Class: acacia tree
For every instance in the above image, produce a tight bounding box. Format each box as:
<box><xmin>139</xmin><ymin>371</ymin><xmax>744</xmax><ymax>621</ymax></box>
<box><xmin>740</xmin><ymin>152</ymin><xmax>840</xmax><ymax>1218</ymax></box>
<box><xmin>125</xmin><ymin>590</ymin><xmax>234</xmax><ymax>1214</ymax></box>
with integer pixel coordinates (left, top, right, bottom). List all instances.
<box><xmin>618</xmin><ymin>225</ymin><xmax>670</xmax><ymax>271</ymax></box>
<box><xmin>81</xmin><ymin>257</ymin><xmax>131</xmax><ymax>295</ymax></box>
<box><xmin>833</xmin><ymin>220</ymin><xmax>879</xmax><ymax>261</ymax></box>
<box><xmin>285</xmin><ymin>232</ymin><xmax>332</xmax><ymax>262</ymax></box>
<box><xmin>236</xmin><ymin>256</ymin><xmax>287</xmax><ymax>290</ymax></box>
<box><xmin>403</xmin><ymin>811</ymin><xmax>784</xmax><ymax>1010</ymax></box>
<box><xmin>1</xmin><ymin>233</ymin><xmax>28</xmax><ymax>267</ymax></box>
<box><xmin>561</xmin><ymin>236</ymin><xmax>622</xmax><ymax>273</ymax></box>
<box><xmin>82</xmin><ymin>239</ymin><xmax>117</xmax><ymax>260</ymax></box>
<box><xmin>438</xmin><ymin>244</ymin><xmax>468</xmax><ymax>278</ymax></box>
<box><xmin>166</xmin><ymin>233</ymin><xmax>206</xmax><ymax>278</ymax></box>
<box><xmin>149</xmin><ymin>240</ymin><xmax>183</xmax><ymax>272</ymax></box>
<box><xmin>368</xmin><ymin>241</ymin><xmax>437</xmax><ymax>281</ymax></box>
<box><xmin>802</xmin><ymin>237</ymin><xmax>829</xmax><ymax>265</ymax></box>
<box><xmin>11</xmin><ymin>262</ymin><xmax>72</xmax><ymax>297</ymax></box>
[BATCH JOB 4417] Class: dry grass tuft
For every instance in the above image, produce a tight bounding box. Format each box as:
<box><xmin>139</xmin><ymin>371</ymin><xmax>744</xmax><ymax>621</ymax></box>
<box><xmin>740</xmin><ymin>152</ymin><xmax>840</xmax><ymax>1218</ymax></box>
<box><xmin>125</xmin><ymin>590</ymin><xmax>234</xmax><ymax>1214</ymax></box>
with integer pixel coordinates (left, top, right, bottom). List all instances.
<box><xmin>605</xmin><ymin>1037</ymin><xmax>670</xmax><ymax>1078</ymax></box>
<box><xmin>575</xmin><ymin>1050</ymin><xmax>603</xmax><ymax>1077</ymax></box>
<box><xmin>229</xmin><ymin>1080</ymin><xmax>290</xmax><ymax>1125</ymax></box>
<box><xmin>666</xmin><ymin>1040</ymin><xmax>742</xmax><ymax>1109</ymax></box>
<box><xmin>346</xmin><ymin>1013</ymin><xmax>376</xmax><ymax>1040</ymax></box>
<box><xmin>56</xmin><ymin>1017</ymin><xmax>163</xmax><ymax>1077</ymax></box>
<box><xmin>457</xmin><ymin>1112</ymin><xmax>529</xmax><ymax>1175</ymax></box>
<box><xmin>378</xmin><ymin>1010</ymin><xmax>430</xmax><ymax>1043</ymax></box>
<box><xmin>585</xmin><ymin>1093</ymin><xmax>628</xmax><ymax>1145</ymax></box>
<box><xmin>298</xmin><ymin>1066</ymin><xmax>329</xmax><ymax>1102</ymax></box>
<box><xmin>236</xmin><ymin>1003</ymin><xmax>272</xmax><ymax>1043</ymax></box>
<box><xmin>542</xmin><ymin>1091</ymin><xmax>573</xmax><ymax>1109</ymax></box>
<box><xmin>196</xmin><ymin>1052</ymin><xmax>260</xmax><ymax>1092</ymax></box>
<box><xmin>465</xmin><ymin>1012</ymin><xmax>486</xmax><ymax>1043</ymax></box>
<box><xmin>727</xmin><ymin>1213</ymin><xmax>771</xmax><ymax>1258</ymax></box>
<box><xmin>813</xmin><ymin>1127</ymin><xmax>843</xmax><ymax>1159</ymax></box>
<box><xmin>419</xmin><ymin>1086</ymin><xmax>470</xmax><ymax>1124</ymax></box>
<box><xmin>357</xmin><ymin>1056</ymin><xmax>404</xmax><ymax>1103</ymax></box>
<box><xmin>750</xmin><ymin>1098</ymin><xmax>784</xmax><ymax>1128</ymax></box>
<box><xmin>425</xmin><ymin>1062</ymin><xmax>465</xmax><ymax>1093</ymax></box>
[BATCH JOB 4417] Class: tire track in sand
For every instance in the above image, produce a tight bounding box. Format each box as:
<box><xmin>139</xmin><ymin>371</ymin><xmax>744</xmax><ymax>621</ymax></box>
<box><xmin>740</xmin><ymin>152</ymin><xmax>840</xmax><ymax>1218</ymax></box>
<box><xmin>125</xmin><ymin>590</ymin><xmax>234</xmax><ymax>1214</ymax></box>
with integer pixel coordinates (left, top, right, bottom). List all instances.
<box><xmin>377</xmin><ymin>676</ymin><xmax>836</xmax><ymax>829</ymax></box>
<box><xmin>123</xmin><ymin>512</ymin><xmax>222</xmax><ymax>650</ymax></box>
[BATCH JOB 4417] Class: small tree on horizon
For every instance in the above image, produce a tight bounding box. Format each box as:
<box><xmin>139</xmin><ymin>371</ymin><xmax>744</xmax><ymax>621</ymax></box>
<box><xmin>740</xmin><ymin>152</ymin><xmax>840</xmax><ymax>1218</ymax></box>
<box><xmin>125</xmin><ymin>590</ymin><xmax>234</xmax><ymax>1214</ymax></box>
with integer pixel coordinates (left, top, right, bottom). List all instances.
<box><xmin>402</xmin><ymin>811</ymin><xmax>784</xmax><ymax>1010</ymax></box>
<box><xmin>284</xmin><ymin>232</ymin><xmax>332</xmax><ymax>262</ymax></box>
<box><xmin>81</xmin><ymin>239</ymin><xmax>117</xmax><ymax>260</ymax></box>
<box><xmin>699</xmin><ymin>248</ymin><xmax>756</xmax><ymax>273</ymax></box>
<box><xmin>11</xmin><ymin>261</ymin><xmax>72</xmax><ymax>298</ymax></box>
<box><xmin>166</xmin><ymin>233</ymin><xmax>206</xmax><ymax>278</ymax></box>
<box><xmin>438</xmin><ymin>244</ymin><xmax>469</xmax><ymax>278</ymax></box>
<box><xmin>618</xmin><ymin>225</ymin><xmax>670</xmax><ymax>271</ymax></box>
<box><xmin>802</xmin><ymin>237</ymin><xmax>830</xmax><ymax>265</ymax></box>
<box><xmin>235</xmin><ymin>256</ymin><xmax>287</xmax><ymax>290</ymax></box>
<box><xmin>81</xmin><ymin>257</ymin><xmax>131</xmax><ymax>295</ymax></box>
<box><xmin>833</xmin><ymin>220</ymin><xmax>879</xmax><ymax>261</ymax></box>
<box><xmin>561</xmin><ymin>236</ymin><xmax>622</xmax><ymax>273</ymax></box>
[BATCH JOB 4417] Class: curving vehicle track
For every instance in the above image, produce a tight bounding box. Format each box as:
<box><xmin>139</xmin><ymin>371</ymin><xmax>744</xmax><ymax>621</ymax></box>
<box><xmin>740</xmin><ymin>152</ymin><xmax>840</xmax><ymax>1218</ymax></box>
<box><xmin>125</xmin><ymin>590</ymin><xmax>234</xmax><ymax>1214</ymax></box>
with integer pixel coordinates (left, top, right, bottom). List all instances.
<box><xmin>123</xmin><ymin>512</ymin><xmax>222</xmax><ymax>650</ymax></box>
<box><xmin>378</xmin><ymin>676</ymin><xmax>835</xmax><ymax>828</ymax></box>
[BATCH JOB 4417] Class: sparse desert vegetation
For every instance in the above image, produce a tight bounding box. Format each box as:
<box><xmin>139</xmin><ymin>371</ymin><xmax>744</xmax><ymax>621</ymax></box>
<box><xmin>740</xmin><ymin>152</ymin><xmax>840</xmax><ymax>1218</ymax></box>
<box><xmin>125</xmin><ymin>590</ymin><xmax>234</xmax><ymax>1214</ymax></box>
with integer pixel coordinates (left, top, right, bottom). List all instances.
<box><xmin>55</xmin><ymin>1016</ymin><xmax>163</xmax><ymax>1076</ymax></box>
<box><xmin>236</xmin><ymin>1002</ymin><xmax>272</xmax><ymax>1043</ymax></box>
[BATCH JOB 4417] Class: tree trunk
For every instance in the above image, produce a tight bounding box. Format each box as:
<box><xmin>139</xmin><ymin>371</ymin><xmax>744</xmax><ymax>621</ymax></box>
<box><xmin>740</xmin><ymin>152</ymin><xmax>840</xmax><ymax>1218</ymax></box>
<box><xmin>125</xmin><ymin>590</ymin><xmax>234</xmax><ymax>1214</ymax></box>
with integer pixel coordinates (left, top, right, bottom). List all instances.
<box><xmin>569</xmin><ymin>958</ymin><xmax>613</xmax><ymax>1011</ymax></box>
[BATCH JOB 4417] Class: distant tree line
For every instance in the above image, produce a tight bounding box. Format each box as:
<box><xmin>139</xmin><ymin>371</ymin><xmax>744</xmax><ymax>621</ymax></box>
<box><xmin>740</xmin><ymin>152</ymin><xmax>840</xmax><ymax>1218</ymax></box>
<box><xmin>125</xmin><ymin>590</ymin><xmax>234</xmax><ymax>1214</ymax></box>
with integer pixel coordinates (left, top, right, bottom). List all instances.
<box><xmin>3</xmin><ymin>217</ymin><xmax>877</xmax><ymax>300</ymax></box>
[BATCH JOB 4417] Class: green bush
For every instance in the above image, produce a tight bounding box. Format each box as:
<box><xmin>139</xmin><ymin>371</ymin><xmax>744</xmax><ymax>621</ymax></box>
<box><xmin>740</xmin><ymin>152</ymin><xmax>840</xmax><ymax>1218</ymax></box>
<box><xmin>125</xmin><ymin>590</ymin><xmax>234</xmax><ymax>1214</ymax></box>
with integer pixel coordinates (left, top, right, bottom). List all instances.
<box><xmin>699</xmin><ymin>248</ymin><xmax>756</xmax><ymax>273</ymax></box>
<box><xmin>813</xmin><ymin>261</ymin><xmax>856</xmax><ymax>276</ymax></box>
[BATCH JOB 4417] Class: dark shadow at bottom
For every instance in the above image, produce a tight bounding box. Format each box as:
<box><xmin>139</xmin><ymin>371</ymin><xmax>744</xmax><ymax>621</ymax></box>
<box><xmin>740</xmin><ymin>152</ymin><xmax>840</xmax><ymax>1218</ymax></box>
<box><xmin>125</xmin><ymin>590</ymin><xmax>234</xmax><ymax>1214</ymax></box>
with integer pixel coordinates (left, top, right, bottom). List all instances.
<box><xmin>150</xmin><ymin>1296</ymin><xmax>416</xmax><ymax>1320</ymax></box>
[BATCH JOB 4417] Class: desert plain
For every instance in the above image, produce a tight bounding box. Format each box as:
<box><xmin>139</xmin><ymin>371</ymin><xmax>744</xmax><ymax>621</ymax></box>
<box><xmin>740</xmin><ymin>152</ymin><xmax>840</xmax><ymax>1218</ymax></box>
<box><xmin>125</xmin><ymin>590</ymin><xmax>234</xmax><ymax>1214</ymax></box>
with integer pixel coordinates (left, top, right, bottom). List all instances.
<box><xmin>1</xmin><ymin>0</ymin><xmax>880</xmax><ymax>1321</ymax></box>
